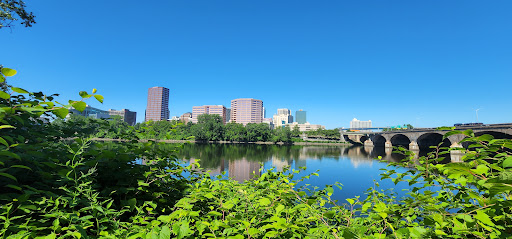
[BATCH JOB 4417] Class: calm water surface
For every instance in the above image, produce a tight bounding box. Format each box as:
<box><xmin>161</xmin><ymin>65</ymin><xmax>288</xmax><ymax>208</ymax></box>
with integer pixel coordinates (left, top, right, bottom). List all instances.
<box><xmin>176</xmin><ymin>144</ymin><xmax>419</xmax><ymax>202</ymax></box>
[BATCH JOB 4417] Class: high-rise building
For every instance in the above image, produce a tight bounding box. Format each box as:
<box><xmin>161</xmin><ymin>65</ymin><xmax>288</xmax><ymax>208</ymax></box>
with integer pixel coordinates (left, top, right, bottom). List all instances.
<box><xmin>350</xmin><ymin>118</ymin><xmax>372</xmax><ymax>129</ymax></box>
<box><xmin>191</xmin><ymin>105</ymin><xmax>227</xmax><ymax>124</ymax></box>
<box><xmin>230</xmin><ymin>98</ymin><xmax>263</xmax><ymax>125</ymax></box>
<box><xmin>273</xmin><ymin>108</ymin><xmax>293</xmax><ymax>128</ymax></box>
<box><xmin>226</xmin><ymin>108</ymin><xmax>231</xmax><ymax>123</ymax></box>
<box><xmin>145</xmin><ymin>87</ymin><xmax>170</xmax><ymax>122</ymax></box>
<box><xmin>108</xmin><ymin>109</ymin><xmax>137</xmax><ymax>126</ymax></box>
<box><xmin>296</xmin><ymin>110</ymin><xmax>307</xmax><ymax>124</ymax></box>
<box><xmin>180</xmin><ymin>112</ymin><xmax>192</xmax><ymax>124</ymax></box>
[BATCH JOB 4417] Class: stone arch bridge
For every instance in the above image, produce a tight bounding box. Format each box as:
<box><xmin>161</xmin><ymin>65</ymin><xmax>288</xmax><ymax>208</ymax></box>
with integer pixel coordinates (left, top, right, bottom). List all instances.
<box><xmin>341</xmin><ymin>124</ymin><xmax>512</xmax><ymax>151</ymax></box>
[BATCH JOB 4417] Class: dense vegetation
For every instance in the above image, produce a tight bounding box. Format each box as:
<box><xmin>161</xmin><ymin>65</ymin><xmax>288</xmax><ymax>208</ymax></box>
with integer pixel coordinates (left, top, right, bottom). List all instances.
<box><xmin>55</xmin><ymin>113</ymin><xmax>342</xmax><ymax>143</ymax></box>
<box><xmin>1</xmin><ymin>67</ymin><xmax>512</xmax><ymax>238</ymax></box>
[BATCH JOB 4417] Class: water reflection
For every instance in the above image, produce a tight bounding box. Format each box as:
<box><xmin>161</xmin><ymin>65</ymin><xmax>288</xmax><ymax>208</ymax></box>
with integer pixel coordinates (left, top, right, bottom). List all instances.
<box><xmin>177</xmin><ymin>144</ymin><xmax>416</xmax><ymax>182</ymax></box>
<box><xmin>177</xmin><ymin>144</ymin><xmax>427</xmax><ymax>201</ymax></box>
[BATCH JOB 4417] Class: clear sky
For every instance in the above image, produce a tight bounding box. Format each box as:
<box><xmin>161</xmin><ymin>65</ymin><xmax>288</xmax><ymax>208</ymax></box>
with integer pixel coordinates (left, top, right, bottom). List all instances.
<box><xmin>3</xmin><ymin>0</ymin><xmax>511</xmax><ymax>129</ymax></box>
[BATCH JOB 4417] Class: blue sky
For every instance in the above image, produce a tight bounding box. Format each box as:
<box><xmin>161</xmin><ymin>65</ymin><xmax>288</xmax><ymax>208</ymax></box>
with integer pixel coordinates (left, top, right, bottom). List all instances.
<box><xmin>3</xmin><ymin>0</ymin><xmax>511</xmax><ymax>129</ymax></box>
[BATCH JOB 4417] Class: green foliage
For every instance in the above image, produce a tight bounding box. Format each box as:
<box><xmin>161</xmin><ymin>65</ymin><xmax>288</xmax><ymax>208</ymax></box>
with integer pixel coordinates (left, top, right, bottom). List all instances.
<box><xmin>224</xmin><ymin>122</ymin><xmax>247</xmax><ymax>142</ymax></box>
<box><xmin>0</xmin><ymin>0</ymin><xmax>36</xmax><ymax>29</ymax></box>
<box><xmin>0</xmin><ymin>67</ymin><xmax>199</xmax><ymax>237</ymax></box>
<box><xmin>246</xmin><ymin>123</ymin><xmax>272</xmax><ymax>142</ymax></box>
<box><xmin>191</xmin><ymin>114</ymin><xmax>224</xmax><ymax>141</ymax></box>
<box><xmin>2</xmin><ymin>66</ymin><xmax>511</xmax><ymax>238</ymax></box>
<box><xmin>306</xmin><ymin>128</ymin><xmax>340</xmax><ymax>140</ymax></box>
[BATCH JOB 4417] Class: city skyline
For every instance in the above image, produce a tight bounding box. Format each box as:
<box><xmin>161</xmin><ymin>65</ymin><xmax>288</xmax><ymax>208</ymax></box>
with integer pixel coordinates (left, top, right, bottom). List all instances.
<box><xmin>3</xmin><ymin>1</ymin><xmax>511</xmax><ymax>129</ymax></box>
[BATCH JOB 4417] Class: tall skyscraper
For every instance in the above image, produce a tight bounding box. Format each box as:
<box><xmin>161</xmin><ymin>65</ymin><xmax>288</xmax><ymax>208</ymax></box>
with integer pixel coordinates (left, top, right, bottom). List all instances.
<box><xmin>230</xmin><ymin>98</ymin><xmax>263</xmax><ymax>125</ymax></box>
<box><xmin>145</xmin><ymin>87</ymin><xmax>170</xmax><ymax>122</ymax></box>
<box><xmin>296</xmin><ymin>109</ymin><xmax>307</xmax><ymax>124</ymax></box>
<box><xmin>191</xmin><ymin>105</ymin><xmax>227</xmax><ymax>124</ymax></box>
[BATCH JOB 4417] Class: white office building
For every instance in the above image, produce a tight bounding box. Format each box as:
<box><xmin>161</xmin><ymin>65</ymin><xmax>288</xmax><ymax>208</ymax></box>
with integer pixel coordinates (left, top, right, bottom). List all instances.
<box><xmin>350</xmin><ymin>118</ymin><xmax>372</xmax><ymax>129</ymax></box>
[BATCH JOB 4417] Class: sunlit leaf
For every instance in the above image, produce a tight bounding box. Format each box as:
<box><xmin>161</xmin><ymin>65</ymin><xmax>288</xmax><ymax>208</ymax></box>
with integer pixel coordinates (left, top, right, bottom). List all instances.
<box><xmin>53</xmin><ymin>108</ymin><xmax>69</xmax><ymax>119</ymax></box>
<box><xmin>11</xmin><ymin>87</ymin><xmax>29</xmax><ymax>94</ymax></box>
<box><xmin>0</xmin><ymin>91</ymin><xmax>9</xmax><ymax>99</ymax></box>
<box><xmin>72</xmin><ymin>101</ymin><xmax>86</xmax><ymax>112</ymax></box>
<box><xmin>1</xmin><ymin>68</ymin><xmax>17</xmax><ymax>77</ymax></box>
<box><xmin>94</xmin><ymin>94</ymin><xmax>104</xmax><ymax>103</ymax></box>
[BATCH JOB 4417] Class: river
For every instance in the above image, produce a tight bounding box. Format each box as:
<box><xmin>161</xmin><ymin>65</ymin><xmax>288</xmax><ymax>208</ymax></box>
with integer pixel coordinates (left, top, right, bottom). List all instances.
<box><xmin>175</xmin><ymin>143</ymin><xmax>426</xmax><ymax>202</ymax></box>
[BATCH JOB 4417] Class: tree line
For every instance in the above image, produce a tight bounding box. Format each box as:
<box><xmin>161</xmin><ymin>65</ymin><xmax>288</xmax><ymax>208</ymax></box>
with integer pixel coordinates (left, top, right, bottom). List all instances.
<box><xmin>54</xmin><ymin>113</ymin><xmax>342</xmax><ymax>143</ymax></box>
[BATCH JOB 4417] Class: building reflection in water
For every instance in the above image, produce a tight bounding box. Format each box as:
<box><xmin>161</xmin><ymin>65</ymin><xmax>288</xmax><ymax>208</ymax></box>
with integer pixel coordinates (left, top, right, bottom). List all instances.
<box><xmin>228</xmin><ymin>158</ymin><xmax>261</xmax><ymax>182</ymax></box>
<box><xmin>178</xmin><ymin>143</ymin><xmax>441</xmax><ymax>181</ymax></box>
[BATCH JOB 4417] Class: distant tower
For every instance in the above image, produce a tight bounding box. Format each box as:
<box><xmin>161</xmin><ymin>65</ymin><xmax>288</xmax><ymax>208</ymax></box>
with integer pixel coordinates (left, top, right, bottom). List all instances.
<box><xmin>273</xmin><ymin>108</ymin><xmax>293</xmax><ymax>128</ymax></box>
<box><xmin>230</xmin><ymin>98</ymin><xmax>263</xmax><ymax>125</ymax></box>
<box><xmin>296</xmin><ymin>110</ymin><xmax>307</xmax><ymax>124</ymax></box>
<box><xmin>145</xmin><ymin>87</ymin><xmax>170</xmax><ymax>121</ymax></box>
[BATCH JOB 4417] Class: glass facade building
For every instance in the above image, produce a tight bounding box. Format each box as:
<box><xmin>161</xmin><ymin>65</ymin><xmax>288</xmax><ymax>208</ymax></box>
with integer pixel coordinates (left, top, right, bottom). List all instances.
<box><xmin>145</xmin><ymin>87</ymin><xmax>170</xmax><ymax>122</ymax></box>
<box><xmin>296</xmin><ymin>110</ymin><xmax>307</xmax><ymax>124</ymax></box>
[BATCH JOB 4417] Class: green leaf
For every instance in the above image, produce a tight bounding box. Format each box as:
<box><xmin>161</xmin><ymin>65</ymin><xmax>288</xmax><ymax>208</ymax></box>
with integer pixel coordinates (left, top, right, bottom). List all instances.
<box><xmin>0</xmin><ymin>137</ymin><xmax>9</xmax><ymax>147</ymax></box>
<box><xmin>326</xmin><ymin>187</ymin><xmax>334</xmax><ymax>196</ymax></box>
<box><xmin>79</xmin><ymin>91</ymin><xmax>88</xmax><ymax>98</ymax></box>
<box><xmin>0</xmin><ymin>151</ymin><xmax>20</xmax><ymax>159</ymax></box>
<box><xmin>475</xmin><ymin>210</ymin><xmax>494</xmax><ymax>226</ymax></box>
<box><xmin>0</xmin><ymin>172</ymin><xmax>17</xmax><ymax>182</ymax></box>
<box><xmin>94</xmin><ymin>94</ymin><xmax>104</xmax><ymax>103</ymax></box>
<box><xmin>11</xmin><ymin>165</ymin><xmax>32</xmax><ymax>171</ymax></box>
<box><xmin>0</xmin><ymin>91</ymin><xmax>10</xmax><ymax>99</ymax></box>
<box><xmin>503</xmin><ymin>157</ymin><xmax>512</xmax><ymax>168</ymax></box>
<box><xmin>259</xmin><ymin>198</ymin><xmax>271</xmax><ymax>206</ymax></box>
<box><xmin>72</xmin><ymin>101</ymin><xmax>86</xmax><ymax>112</ymax></box>
<box><xmin>0</xmin><ymin>75</ymin><xmax>4</xmax><ymax>82</ymax></box>
<box><xmin>11</xmin><ymin>87</ymin><xmax>29</xmax><ymax>94</ymax></box>
<box><xmin>1</xmin><ymin>68</ymin><xmax>17</xmax><ymax>77</ymax></box>
<box><xmin>159</xmin><ymin>225</ymin><xmax>171</xmax><ymax>239</ymax></box>
<box><xmin>0</xmin><ymin>125</ymin><xmax>15</xmax><ymax>130</ymax></box>
<box><xmin>443</xmin><ymin>130</ymin><xmax>461</xmax><ymax>139</ymax></box>
<box><xmin>53</xmin><ymin>108</ymin><xmax>69</xmax><ymax>119</ymax></box>
<box><xmin>275</xmin><ymin>204</ymin><xmax>285</xmax><ymax>214</ymax></box>
<box><xmin>92</xmin><ymin>88</ymin><xmax>97</xmax><ymax>94</ymax></box>
<box><xmin>437</xmin><ymin>126</ymin><xmax>456</xmax><ymax>131</ymax></box>
<box><xmin>207</xmin><ymin>211</ymin><xmax>222</xmax><ymax>217</ymax></box>
<box><xmin>6</xmin><ymin>184</ymin><xmax>22</xmax><ymax>191</ymax></box>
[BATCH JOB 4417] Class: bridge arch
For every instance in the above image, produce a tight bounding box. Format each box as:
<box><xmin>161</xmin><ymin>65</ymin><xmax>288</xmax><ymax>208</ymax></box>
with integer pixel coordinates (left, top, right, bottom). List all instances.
<box><xmin>360</xmin><ymin>136</ymin><xmax>369</xmax><ymax>144</ymax></box>
<box><xmin>372</xmin><ymin>135</ymin><xmax>387</xmax><ymax>147</ymax></box>
<box><xmin>390</xmin><ymin>134</ymin><xmax>411</xmax><ymax>148</ymax></box>
<box><xmin>417</xmin><ymin>133</ymin><xmax>451</xmax><ymax>149</ymax></box>
<box><xmin>474</xmin><ymin>131</ymin><xmax>512</xmax><ymax>139</ymax></box>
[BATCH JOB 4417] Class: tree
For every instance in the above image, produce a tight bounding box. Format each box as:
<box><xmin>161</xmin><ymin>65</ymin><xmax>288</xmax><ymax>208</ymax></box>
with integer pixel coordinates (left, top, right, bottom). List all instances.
<box><xmin>191</xmin><ymin>114</ymin><xmax>224</xmax><ymax>141</ymax></box>
<box><xmin>1</xmin><ymin>0</ymin><xmax>36</xmax><ymax>29</ymax></box>
<box><xmin>224</xmin><ymin>122</ymin><xmax>247</xmax><ymax>142</ymax></box>
<box><xmin>246</xmin><ymin>123</ymin><xmax>272</xmax><ymax>142</ymax></box>
<box><xmin>292</xmin><ymin>125</ymin><xmax>301</xmax><ymax>137</ymax></box>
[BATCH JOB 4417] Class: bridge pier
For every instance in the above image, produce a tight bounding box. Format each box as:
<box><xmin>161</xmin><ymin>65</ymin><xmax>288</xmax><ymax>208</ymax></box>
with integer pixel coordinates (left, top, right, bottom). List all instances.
<box><xmin>385</xmin><ymin>141</ymin><xmax>392</xmax><ymax>148</ymax></box>
<box><xmin>450</xmin><ymin>143</ymin><xmax>465</xmax><ymax>163</ymax></box>
<box><xmin>364</xmin><ymin>140</ymin><xmax>374</xmax><ymax>147</ymax></box>
<box><xmin>409</xmin><ymin>141</ymin><xmax>419</xmax><ymax>150</ymax></box>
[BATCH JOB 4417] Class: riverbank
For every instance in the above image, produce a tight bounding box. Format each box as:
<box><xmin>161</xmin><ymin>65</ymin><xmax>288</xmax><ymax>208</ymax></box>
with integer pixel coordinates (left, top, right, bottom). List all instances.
<box><xmin>82</xmin><ymin>138</ymin><xmax>352</xmax><ymax>146</ymax></box>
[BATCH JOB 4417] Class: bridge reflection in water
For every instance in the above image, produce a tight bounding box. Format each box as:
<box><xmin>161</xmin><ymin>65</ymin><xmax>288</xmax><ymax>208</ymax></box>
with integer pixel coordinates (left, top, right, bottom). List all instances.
<box><xmin>178</xmin><ymin>144</ymin><xmax>436</xmax><ymax>183</ymax></box>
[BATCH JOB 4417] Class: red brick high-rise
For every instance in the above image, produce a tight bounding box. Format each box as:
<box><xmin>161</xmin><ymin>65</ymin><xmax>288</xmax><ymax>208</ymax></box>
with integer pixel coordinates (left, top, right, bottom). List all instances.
<box><xmin>145</xmin><ymin>87</ymin><xmax>169</xmax><ymax>122</ymax></box>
